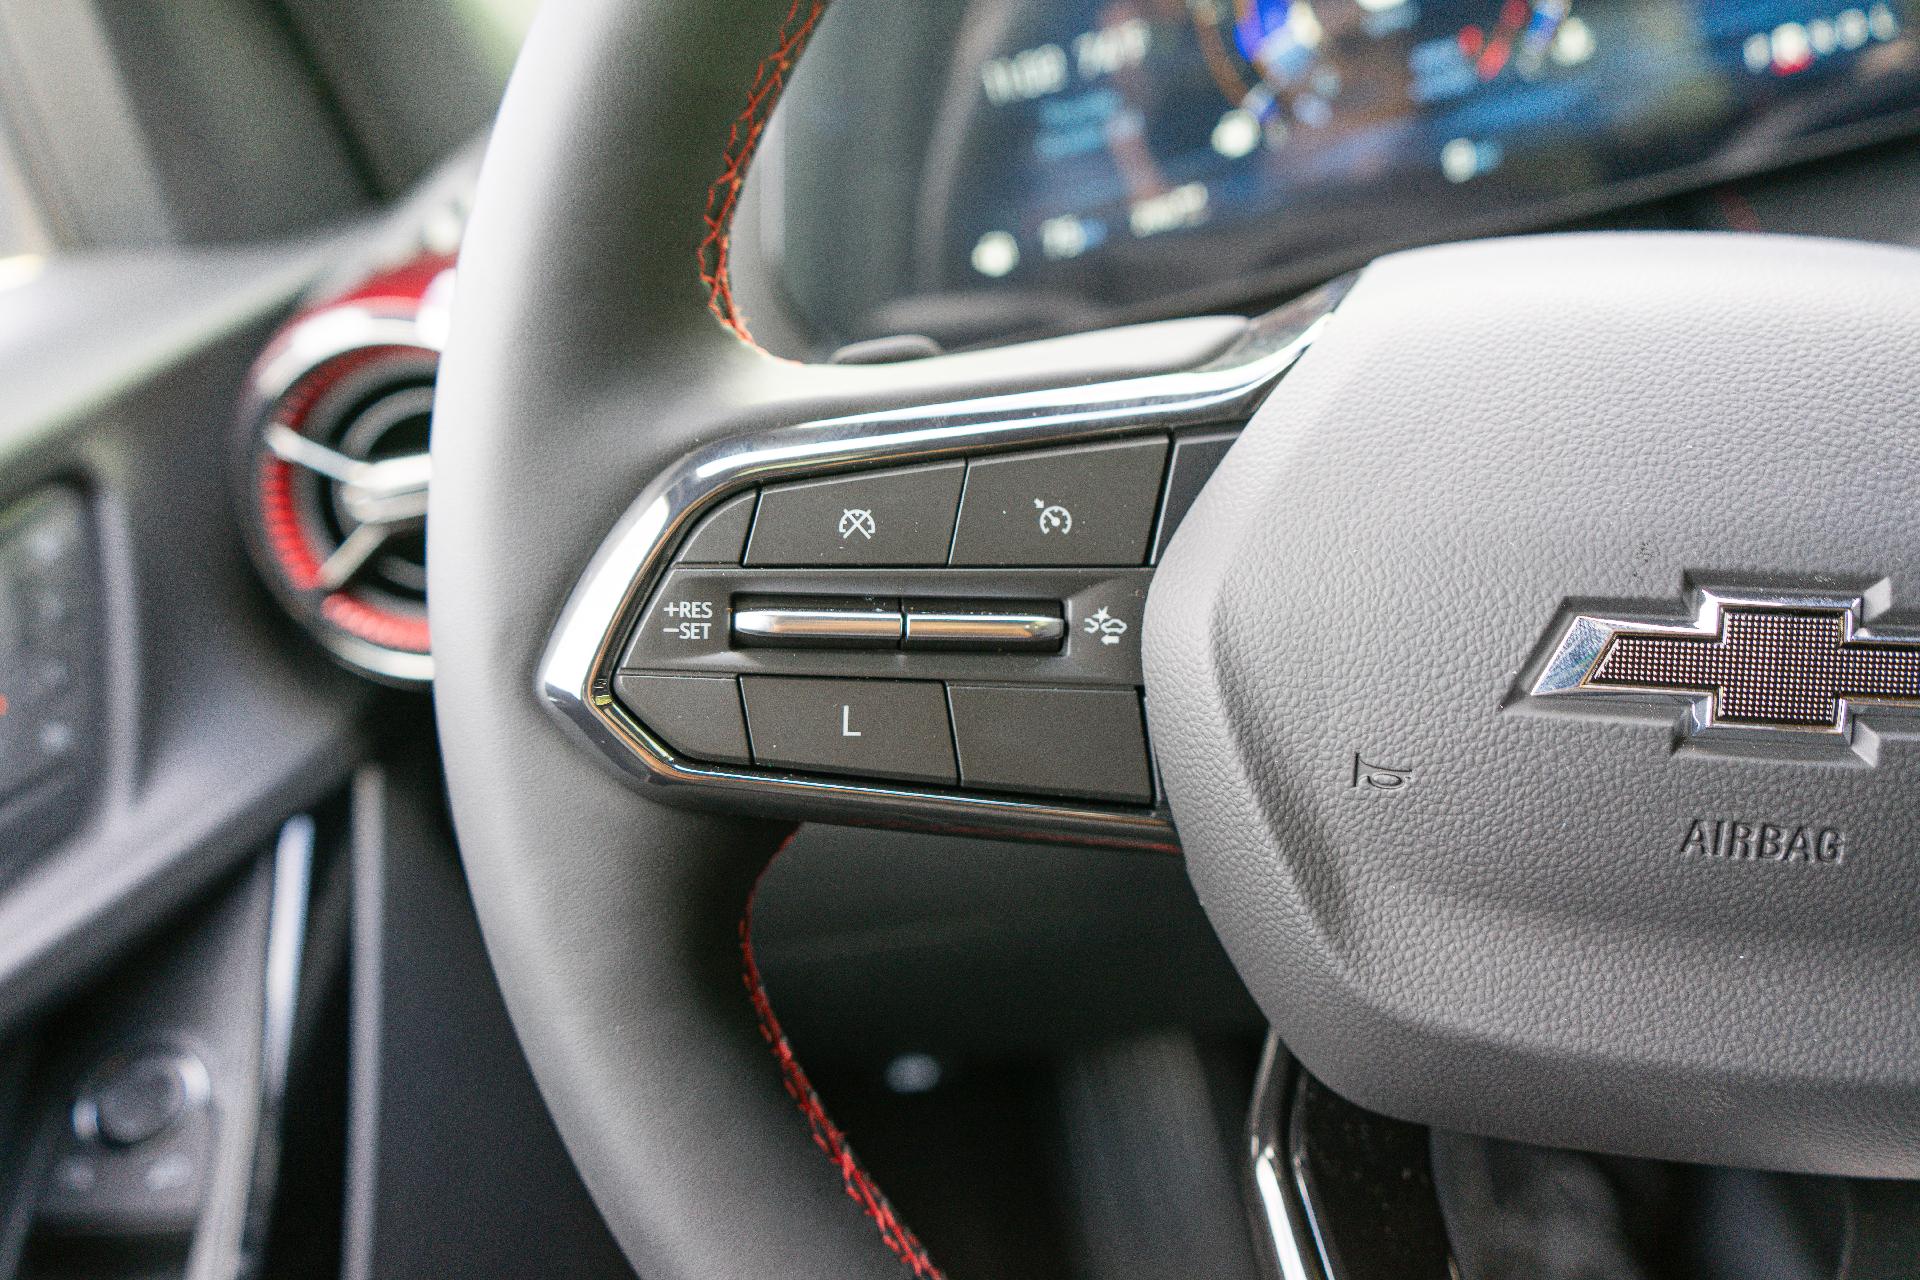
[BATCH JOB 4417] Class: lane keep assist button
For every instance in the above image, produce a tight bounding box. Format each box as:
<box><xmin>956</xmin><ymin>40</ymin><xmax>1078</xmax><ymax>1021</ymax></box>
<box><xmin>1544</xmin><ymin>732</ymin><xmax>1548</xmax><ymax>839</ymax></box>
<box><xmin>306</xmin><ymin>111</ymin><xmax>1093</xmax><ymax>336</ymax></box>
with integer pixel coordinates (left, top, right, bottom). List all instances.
<box><xmin>745</xmin><ymin>462</ymin><xmax>964</xmax><ymax>567</ymax></box>
<box><xmin>741</xmin><ymin>677</ymin><xmax>958</xmax><ymax>785</ymax></box>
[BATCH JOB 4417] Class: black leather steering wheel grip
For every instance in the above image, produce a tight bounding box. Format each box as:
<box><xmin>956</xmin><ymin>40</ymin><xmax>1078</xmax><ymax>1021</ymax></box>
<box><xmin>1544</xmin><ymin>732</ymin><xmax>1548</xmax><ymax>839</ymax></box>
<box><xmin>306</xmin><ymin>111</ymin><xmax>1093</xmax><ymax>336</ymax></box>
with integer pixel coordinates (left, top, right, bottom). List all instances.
<box><xmin>430</xmin><ymin>1</ymin><xmax>942</xmax><ymax>1276</ymax></box>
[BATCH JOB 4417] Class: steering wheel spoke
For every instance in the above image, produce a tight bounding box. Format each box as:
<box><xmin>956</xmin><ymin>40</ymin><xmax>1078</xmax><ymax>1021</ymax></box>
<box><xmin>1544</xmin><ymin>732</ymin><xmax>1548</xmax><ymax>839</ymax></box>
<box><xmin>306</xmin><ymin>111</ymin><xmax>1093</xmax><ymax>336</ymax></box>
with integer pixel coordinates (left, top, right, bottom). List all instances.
<box><xmin>538</xmin><ymin>286</ymin><xmax>1345</xmax><ymax>852</ymax></box>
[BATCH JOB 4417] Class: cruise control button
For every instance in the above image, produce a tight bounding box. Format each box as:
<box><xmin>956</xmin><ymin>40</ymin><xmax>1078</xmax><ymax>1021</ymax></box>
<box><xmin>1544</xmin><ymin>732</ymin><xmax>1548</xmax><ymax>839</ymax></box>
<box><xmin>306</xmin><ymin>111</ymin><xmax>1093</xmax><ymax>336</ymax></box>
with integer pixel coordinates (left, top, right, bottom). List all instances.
<box><xmin>675</xmin><ymin>491</ymin><xmax>757</xmax><ymax>564</ymax></box>
<box><xmin>741</xmin><ymin>678</ymin><xmax>956</xmax><ymax>784</ymax></box>
<box><xmin>950</xmin><ymin>438</ymin><xmax>1168</xmax><ymax>567</ymax></box>
<box><xmin>948</xmin><ymin>685</ymin><xmax>1152</xmax><ymax>803</ymax></box>
<box><xmin>732</xmin><ymin>596</ymin><xmax>903</xmax><ymax>648</ymax></box>
<box><xmin>902</xmin><ymin>600</ymin><xmax>1063</xmax><ymax>652</ymax></box>
<box><xmin>613</xmin><ymin>673</ymin><xmax>751</xmax><ymax>765</ymax></box>
<box><xmin>745</xmin><ymin>462</ymin><xmax>963</xmax><ymax>567</ymax></box>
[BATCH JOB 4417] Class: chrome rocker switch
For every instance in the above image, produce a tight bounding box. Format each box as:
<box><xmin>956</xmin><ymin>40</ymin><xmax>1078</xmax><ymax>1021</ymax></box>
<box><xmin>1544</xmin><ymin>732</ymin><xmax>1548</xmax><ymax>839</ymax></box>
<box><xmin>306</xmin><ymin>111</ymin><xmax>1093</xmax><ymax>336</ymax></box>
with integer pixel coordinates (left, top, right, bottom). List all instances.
<box><xmin>902</xmin><ymin>601</ymin><xmax>1064</xmax><ymax>653</ymax></box>
<box><xmin>730</xmin><ymin>594</ymin><xmax>1066</xmax><ymax>654</ymax></box>
<box><xmin>731</xmin><ymin>596</ymin><xmax>904</xmax><ymax>648</ymax></box>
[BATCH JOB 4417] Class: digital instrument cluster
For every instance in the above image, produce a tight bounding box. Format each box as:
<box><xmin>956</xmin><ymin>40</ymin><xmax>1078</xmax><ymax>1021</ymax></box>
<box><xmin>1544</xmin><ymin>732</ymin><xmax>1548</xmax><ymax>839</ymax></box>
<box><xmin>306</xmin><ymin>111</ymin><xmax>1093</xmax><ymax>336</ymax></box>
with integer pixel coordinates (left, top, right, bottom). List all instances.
<box><xmin>927</xmin><ymin>0</ymin><xmax>1920</xmax><ymax>307</ymax></box>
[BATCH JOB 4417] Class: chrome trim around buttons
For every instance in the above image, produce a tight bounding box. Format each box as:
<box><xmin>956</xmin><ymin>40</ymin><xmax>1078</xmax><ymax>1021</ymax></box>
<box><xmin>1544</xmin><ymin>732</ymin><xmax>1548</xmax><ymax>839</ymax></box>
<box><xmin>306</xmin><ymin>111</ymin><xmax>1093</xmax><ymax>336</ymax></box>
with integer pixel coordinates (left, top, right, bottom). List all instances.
<box><xmin>537</xmin><ymin>278</ymin><xmax>1353</xmax><ymax>850</ymax></box>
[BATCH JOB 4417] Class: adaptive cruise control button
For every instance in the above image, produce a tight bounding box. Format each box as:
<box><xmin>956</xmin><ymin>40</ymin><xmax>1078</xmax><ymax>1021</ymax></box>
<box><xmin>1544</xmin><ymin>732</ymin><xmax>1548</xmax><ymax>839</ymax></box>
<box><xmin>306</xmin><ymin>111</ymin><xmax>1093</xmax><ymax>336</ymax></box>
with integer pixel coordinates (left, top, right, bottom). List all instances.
<box><xmin>745</xmin><ymin>462</ymin><xmax>964</xmax><ymax>567</ymax></box>
<box><xmin>613</xmin><ymin>673</ymin><xmax>751</xmax><ymax>765</ymax></box>
<box><xmin>948</xmin><ymin>685</ymin><xmax>1153</xmax><ymax>803</ymax></box>
<box><xmin>950</xmin><ymin>438</ymin><xmax>1168</xmax><ymax>567</ymax></box>
<box><xmin>741</xmin><ymin>678</ymin><xmax>957</xmax><ymax>784</ymax></box>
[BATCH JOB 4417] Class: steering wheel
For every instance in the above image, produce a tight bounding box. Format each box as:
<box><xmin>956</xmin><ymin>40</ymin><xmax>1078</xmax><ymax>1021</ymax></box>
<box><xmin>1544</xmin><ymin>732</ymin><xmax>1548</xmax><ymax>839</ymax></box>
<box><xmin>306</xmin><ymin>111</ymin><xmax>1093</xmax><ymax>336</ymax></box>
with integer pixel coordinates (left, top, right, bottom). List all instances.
<box><xmin>429</xmin><ymin>1</ymin><xmax>1920</xmax><ymax>1277</ymax></box>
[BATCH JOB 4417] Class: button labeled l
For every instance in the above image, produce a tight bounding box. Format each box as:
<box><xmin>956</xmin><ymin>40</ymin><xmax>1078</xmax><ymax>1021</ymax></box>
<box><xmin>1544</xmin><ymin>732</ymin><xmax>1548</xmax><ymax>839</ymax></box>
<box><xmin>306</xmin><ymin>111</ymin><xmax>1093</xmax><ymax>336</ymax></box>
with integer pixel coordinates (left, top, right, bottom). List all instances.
<box><xmin>840</xmin><ymin>705</ymin><xmax>862</xmax><ymax>738</ymax></box>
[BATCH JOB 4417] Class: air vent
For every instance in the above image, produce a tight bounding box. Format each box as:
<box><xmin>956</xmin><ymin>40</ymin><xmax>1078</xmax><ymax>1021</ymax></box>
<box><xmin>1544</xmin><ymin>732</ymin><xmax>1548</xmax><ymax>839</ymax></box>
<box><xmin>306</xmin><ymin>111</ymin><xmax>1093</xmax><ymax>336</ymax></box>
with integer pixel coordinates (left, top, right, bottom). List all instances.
<box><xmin>237</xmin><ymin>256</ymin><xmax>451</xmax><ymax>684</ymax></box>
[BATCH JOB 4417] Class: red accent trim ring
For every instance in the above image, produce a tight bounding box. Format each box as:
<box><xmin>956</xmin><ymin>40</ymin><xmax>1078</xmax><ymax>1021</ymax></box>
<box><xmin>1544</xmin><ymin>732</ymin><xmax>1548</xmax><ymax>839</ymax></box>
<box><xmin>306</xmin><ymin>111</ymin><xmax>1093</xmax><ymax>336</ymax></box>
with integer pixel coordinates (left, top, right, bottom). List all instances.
<box><xmin>698</xmin><ymin>0</ymin><xmax>827</xmax><ymax>348</ymax></box>
<box><xmin>322</xmin><ymin>592</ymin><xmax>431</xmax><ymax>654</ymax></box>
<box><xmin>303</xmin><ymin>252</ymin><xmax>456</xmax><ymax>317</ymax></box>
<box><xmin>740</xmin><ymin>841</ymin><xmax>945</xmax><ymax>1279</ymax></box>
<box><xmin>259</xmin><ymin>454</ymin><xmax>323</xmax><ymax>593</ymax></box>
<box><xmin>254</xmin><ymin>343</ymin><xmax>434</xmax><ymax>654</ymax></box>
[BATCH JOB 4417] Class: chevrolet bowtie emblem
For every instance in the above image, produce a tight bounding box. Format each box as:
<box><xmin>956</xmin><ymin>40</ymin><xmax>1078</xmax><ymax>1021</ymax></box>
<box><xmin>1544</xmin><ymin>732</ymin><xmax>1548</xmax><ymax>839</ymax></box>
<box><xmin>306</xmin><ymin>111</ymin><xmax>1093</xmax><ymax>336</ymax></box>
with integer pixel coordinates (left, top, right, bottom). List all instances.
<box><xmin>1530</xmin><ymin>586</ymin><xmax>1920</xmax><ymax>743</ymax></box>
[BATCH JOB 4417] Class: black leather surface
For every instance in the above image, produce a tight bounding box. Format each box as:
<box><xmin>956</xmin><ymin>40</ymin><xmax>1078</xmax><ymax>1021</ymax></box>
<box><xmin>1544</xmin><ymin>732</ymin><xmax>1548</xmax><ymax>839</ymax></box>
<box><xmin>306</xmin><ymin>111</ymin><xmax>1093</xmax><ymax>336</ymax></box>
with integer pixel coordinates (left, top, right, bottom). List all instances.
<box><xmin>429</xmin><ymin>1</ymin><xmax>927</xmax><ymax>1275</ymax></box>
<box><xmin>429</xmin><ymin>2</ymin><xmax>1256</xmax><ymax>1276</ymax></box>
<box><xmin>1147</xmin><ymin>233</ymin><xmax>1920</xmax><ymax>1177</ymax></box>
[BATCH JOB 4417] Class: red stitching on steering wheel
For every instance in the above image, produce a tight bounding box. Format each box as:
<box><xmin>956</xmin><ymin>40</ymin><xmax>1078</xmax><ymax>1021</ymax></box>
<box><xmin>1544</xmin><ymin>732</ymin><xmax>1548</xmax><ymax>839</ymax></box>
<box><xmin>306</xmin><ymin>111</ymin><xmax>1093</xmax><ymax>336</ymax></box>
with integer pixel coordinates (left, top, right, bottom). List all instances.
<box><xmin>741</xmin><ymin>844</ymin><xmax>946</xmax><ymax>1279</ymax></box>
<box><xmin>698</xmin><ymin>0</ymin><xmax>826</xmax><ymax>348</ymax></box>
<box><xmin>710</xmin><ymin>19</ymin><xmax>941</xmax><ymax>1265</ymax></box>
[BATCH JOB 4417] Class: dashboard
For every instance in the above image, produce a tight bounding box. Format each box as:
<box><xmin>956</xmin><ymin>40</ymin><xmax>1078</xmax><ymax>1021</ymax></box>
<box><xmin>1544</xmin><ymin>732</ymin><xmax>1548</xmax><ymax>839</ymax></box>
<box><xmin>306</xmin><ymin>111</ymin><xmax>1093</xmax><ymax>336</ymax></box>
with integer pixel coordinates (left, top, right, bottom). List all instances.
<box><xmin>765</xmin><ymin>0</ymin><xmax>1920</xmax><ymax>347</ymax></box>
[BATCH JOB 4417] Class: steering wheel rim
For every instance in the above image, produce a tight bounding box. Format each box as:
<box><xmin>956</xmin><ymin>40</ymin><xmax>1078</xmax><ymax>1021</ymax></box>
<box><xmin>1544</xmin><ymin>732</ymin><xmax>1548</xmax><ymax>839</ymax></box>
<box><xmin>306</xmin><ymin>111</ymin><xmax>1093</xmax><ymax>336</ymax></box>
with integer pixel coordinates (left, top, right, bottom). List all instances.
<box><xmin>428</xmin><ymin>1</ymin><xmax>960</xmax><ymax>1276</ymax></box>
<box><xmin>429</xmin><ymin>0</ymin><xmax>1261</xmax><ymax>1271</ymax></box>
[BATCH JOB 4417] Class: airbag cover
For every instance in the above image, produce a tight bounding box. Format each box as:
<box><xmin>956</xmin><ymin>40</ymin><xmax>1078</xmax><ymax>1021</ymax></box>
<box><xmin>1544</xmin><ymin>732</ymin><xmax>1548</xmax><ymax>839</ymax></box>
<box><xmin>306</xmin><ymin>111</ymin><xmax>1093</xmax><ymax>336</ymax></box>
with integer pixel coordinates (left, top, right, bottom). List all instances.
<box><xmin>1146</xmin><ymin>233</ymin><xmax>1920</xmax><ymax>1175</ymax></box>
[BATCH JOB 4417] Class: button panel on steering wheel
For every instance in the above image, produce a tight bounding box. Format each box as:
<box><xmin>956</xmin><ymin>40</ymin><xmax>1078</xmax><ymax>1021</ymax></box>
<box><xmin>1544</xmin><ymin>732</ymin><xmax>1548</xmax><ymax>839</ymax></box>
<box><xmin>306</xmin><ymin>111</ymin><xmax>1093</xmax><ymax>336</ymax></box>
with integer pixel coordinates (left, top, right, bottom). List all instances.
<box><xmin>616</xmin><ymin>439</ymin><xmax>1186</xmax><ymax>806</ymax></box>
<box><xmin>537</xmin><ymin>283</ymin><xmax>1345</xmax><ymax>847</ymax></box>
